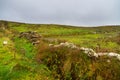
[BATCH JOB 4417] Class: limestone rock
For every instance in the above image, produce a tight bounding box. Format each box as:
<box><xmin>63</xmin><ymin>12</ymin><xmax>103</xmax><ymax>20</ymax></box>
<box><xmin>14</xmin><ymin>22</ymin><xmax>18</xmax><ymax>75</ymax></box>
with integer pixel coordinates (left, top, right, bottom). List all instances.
<box><xmin>19</xmin><ymin>31</ymin><xmax>42</xmax><ymax>45</ymax></box>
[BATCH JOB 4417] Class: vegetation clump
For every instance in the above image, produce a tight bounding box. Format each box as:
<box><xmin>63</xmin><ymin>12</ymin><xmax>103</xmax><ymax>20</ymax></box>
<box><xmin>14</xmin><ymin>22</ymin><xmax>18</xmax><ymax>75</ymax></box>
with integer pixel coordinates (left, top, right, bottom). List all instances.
<box><xmin>36</xmin><ymin>42</ymin><xmax>120</xmax><ymax>80</ymax></box>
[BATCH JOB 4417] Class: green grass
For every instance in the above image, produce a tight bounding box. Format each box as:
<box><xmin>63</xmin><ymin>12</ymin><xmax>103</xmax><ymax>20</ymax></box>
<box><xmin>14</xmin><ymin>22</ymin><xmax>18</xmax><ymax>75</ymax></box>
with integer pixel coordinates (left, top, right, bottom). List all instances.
<box><xmin>13</xmin><ymin>37</ymin><xmax>36</xmax><ymax>59</ymax></box>
<box><xmin>0</xmin><ymin>21</ymin><xmax>120</xmax><ymax>80</ymax></box>
<box><xmin>0</xmin><ymin>29</ymin><xmax>53</xmax><ymax>80</ymax></box>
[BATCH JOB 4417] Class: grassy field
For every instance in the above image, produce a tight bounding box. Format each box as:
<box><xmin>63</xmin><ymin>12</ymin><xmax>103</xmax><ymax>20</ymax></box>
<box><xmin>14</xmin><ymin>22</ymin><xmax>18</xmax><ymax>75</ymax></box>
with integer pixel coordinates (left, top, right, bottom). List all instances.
<box><xmin>0</xmin><ymin>21</ymin><xmax>120</xmax><ymax>80</ymax></box>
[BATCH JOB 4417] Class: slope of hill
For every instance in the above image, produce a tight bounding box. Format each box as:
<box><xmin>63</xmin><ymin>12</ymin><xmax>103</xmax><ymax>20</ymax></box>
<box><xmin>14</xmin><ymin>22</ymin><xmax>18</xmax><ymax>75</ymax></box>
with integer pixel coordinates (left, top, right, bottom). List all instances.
<box><xmin>0</xmin><ymin>20</ymin><xmax>120</xmax><ymax>80</ymax></box>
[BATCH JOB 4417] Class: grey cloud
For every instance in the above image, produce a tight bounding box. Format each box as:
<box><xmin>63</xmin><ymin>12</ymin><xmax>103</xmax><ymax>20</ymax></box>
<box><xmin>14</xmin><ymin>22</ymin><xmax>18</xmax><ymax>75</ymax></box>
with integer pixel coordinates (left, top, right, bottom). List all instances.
<box><xmin>0</xmin><ymin>0</ymin><xmax>120</xmax><ymax>26</ymax></box>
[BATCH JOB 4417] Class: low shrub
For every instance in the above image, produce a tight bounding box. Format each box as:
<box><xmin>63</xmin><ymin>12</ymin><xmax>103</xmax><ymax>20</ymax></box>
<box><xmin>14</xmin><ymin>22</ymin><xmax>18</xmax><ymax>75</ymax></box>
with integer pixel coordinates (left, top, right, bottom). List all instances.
<box><xmin>36</xmin><ymin>42</ymin><xmax>120</xmax><ymax>80</ymax></box>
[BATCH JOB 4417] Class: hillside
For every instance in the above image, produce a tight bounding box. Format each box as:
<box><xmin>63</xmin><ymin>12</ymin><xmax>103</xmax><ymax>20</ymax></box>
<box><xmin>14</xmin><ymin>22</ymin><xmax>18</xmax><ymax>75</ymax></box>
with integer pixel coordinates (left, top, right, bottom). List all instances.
<box><xmin>0</xmin><ymin>20</ymin><xmax>120</xmax><ymax>80</ymax></box>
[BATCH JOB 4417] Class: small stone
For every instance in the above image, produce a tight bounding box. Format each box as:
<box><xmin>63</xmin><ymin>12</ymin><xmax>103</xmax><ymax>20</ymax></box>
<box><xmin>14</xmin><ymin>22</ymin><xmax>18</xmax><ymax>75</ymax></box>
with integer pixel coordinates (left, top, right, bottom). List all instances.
<box><xmin>3</xmin><ymin>41</ymin><xmax>8</xmax><ymax>45</ymax></box>
<box><xmin>107</xmin><ymin>60</ymin><xmax>110</xmax><ymax>63</ymax></box>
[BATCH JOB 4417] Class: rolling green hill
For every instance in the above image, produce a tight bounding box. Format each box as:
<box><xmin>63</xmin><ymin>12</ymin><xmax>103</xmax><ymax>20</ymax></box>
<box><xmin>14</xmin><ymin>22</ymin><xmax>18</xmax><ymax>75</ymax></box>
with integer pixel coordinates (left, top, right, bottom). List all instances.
<box><xmin>0</xmin><ymin>20</ymin><xmax>120</xmax><ymax>80</ymax></box>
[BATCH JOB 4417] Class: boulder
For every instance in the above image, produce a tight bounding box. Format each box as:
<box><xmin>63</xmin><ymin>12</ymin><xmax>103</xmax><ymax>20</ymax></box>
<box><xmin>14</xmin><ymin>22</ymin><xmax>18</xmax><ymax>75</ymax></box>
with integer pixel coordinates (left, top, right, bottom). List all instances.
<box><xmin>19</xmin><ymin>31</ymin><xmax>42</xmax><ymax>45</ymax></box>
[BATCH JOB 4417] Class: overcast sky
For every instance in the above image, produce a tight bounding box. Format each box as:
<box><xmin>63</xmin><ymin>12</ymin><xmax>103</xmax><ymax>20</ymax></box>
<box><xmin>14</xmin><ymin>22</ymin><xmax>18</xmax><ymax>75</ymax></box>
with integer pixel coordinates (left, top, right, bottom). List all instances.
<box><xmin>0</xmin><ymin>0</ymin><xmax>120</xmax><ymax>26</ymax></box>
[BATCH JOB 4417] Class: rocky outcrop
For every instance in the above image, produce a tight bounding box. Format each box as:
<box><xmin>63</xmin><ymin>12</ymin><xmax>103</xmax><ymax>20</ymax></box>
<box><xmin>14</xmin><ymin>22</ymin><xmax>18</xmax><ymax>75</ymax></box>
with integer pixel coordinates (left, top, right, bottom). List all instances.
<box><xmin>49</xmin><ymin>42</ymin><xmax>120</xmax><ymax>61</ymax></box>
<box><xmin>97</xmin><ymin>52</ymin><xmax>120</xmax><ymax>60</ymax></box>
<box><xmin>49</xmin><ymin>42</ymin><xmax>79</xmax><ymax>49</ymax></box>
<box><xmin>19</xmin><ymin>31</ymin><xmax>120</xmax><ymax>61</ymax></box>
<box><xmin>80</xmin><ymin>47</ymin><xmax>98</xmax><ymax>57</ymax></box>
<box><xmin>19</xmin><ymin>31</ymin><xmax>42</xmax><ymax>45</ymax></box>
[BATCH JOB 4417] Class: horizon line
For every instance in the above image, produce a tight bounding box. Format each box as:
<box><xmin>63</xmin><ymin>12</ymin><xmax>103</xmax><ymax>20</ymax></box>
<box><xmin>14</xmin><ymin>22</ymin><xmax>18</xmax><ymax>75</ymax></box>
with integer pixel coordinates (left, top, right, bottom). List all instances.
<box><xmin>0</xmin><ymin>19</ymin><xmax>120</xmax><ymax>27</ymax></box>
